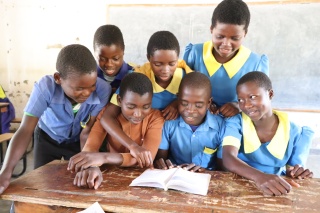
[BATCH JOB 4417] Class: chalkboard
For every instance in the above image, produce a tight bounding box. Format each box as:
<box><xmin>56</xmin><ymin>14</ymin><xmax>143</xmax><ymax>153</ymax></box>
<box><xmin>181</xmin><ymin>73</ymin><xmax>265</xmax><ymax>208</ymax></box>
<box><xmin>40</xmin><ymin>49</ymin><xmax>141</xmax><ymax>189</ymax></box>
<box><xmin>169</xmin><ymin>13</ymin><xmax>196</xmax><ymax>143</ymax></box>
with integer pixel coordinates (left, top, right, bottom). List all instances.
<box><xmin>107</xmin><ymin>3</ymin><xmax>320</xmax><ymax>111</ymax></box>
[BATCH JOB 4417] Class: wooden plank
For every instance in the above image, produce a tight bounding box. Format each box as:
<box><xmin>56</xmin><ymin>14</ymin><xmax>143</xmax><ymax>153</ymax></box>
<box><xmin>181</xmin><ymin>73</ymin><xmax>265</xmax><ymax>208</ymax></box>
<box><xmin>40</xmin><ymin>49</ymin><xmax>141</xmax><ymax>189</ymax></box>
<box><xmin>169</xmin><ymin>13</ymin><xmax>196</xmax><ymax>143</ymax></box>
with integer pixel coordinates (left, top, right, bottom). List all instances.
<box><xmin>1</xmin><ymin>160</ymin><xmax>320</xmax><ymax>212</ymax></box>
<box><xmin>0</xmin><ymin>133</ymin><xmax>14</xmax><ymax>144</ymax></box>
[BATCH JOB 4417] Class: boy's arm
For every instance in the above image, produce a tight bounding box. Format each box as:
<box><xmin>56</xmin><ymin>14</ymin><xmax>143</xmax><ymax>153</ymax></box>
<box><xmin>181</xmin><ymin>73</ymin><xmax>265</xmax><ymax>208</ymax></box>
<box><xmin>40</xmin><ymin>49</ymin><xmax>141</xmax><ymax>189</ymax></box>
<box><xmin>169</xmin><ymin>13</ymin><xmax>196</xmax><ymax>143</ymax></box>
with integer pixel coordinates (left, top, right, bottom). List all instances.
<box><xmin>223</xmin><ymin>145</ymin><xmax>292</xmax><ymax>196</ymax></box>
<box><xmin>99</xmin><ymin>103</ymin><xmax>152</xmax><ymax>168</ymax></box>
<box><xmin>120</xmin><ymin>112</ymin><xmax>164</xmax><ymax>167</ymax></box>
<box><xmin>79</xmin><ymin>115</ymin><xmax>97</xmax><ymax>150</ymax></box>
<box><xmin>0</xmin><ymin>115</ymin><xmax>39</xmax><ymax>194</ymax></box>
<box><xmin>161</xmin><ymin>99</ymin><xmax>179</xmax><ymax>120</ymax></box>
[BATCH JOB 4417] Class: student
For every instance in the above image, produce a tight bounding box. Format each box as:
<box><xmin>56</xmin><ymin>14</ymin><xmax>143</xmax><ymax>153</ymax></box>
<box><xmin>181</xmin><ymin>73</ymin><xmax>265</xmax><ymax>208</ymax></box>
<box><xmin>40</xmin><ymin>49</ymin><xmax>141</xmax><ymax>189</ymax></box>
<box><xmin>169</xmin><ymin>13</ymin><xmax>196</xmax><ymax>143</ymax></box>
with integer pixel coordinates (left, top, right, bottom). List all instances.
<box><xmin>155</xmin><ymin>72</ymin><xmax>226</xmax><ymax>171</ymax></box>
<box><xmin>67</xmin><ymin>72</ymin><xmax>164</xmax><ymax>189</ymax></box>
<box><xmin>222</xmin><ymin>71</ymin><xmax>314</xmax><ymax>196</ymax></box>
<box><xmin>94</xmin><ymin>24</ymin><xmax>133</xmax><ymax>93</ymax></box>
<box><xmin>99</xmin><ymin>31</ymin><xmax>192</xmax><ymax>168</ymax></box>
<box><xmin>183</xmin><ymin>0</ymin><xmax>269</xmax><ymax>117</ymax></box>
<box><xmin>0</xmin><ymin>44</ymin><xmax>111</xmax><ymax>194</ymax></box>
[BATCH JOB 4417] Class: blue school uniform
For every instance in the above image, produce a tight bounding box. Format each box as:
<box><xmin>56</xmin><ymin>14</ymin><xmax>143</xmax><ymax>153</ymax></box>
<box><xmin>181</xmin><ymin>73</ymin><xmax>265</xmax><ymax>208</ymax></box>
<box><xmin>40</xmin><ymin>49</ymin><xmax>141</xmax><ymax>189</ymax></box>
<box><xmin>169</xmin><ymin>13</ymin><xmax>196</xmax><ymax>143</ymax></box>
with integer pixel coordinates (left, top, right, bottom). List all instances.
<box><xmin>24</xmin><ymin>75</ymin><xmax>111</xmax><ymax>144</ymax></box>
<box><xmin>159</xmin><ymin>111</ymin><xmax>226</xmax><ymax>170</ymax></box>
<box><xmin>97</xmin><ymin>61</ymin><xmax>133</xmax><ymax>91</ymax></box>
<box><xmin>110</xmin><ymin>60</ymin><xmax>192</xmax><ymax>110</ymax></box>
<box><xmin>223</xmin><ymin>111</ymin><xmax>314</xmax><ymax>175</ymax></box>
<box><xmin>183</xmin><ymin>41</ymin><xmax>269</xmax><ymax>107</ymax></box>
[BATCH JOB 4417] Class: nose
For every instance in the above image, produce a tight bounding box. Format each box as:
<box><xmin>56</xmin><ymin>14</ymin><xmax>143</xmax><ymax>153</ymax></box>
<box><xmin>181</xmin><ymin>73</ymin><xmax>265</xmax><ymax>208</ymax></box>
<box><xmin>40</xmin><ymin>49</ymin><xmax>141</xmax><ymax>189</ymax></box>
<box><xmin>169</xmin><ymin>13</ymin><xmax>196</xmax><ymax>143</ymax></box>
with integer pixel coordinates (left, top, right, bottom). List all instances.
<box><xmin>133</xmin><ymin>108</ymin><xmax>142</xmax><ymax>117</ymax></box>
<box><xmin>186</xmin><ymin>104</ymin><xmax>196</xmax><ymax>112</ymax></box>
<box><xmin>162</xmin><ymin>65</ymin><xmax>170</xmax><ymax>73</ymax></box>
<box><xmin>106</xmin><ymin>59</ymin><xmax>113</xmax><ymax>66</ymax></box>
<box><xmin>244</xmin><ymin>100</ymin><xmax>252</xmax><ymax>109</ymax></box>
<box><xmin>82</xmin><ymin>88</ymin><xmax>93</xmax><ymax>97</ymax></box>
<box><xmin>222</xmin><ymin>37</ymin><xmax>231</xmax><ymax>46</ymax></box>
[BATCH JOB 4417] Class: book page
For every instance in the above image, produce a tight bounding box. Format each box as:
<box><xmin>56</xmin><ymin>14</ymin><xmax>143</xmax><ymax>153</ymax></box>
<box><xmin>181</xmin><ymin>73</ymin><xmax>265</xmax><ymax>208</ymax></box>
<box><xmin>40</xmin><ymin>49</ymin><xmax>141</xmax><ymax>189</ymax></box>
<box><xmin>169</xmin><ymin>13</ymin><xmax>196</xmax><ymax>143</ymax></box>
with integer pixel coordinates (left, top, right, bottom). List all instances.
<box><xmin>130</xmin><ymin>168</ymin><xmax>178</xmax><ymax>190</ymax></box>
<box><xmin>166</xmin><ymin>168</ymin><xmax>211</xmax><ymax>196</ymax></box>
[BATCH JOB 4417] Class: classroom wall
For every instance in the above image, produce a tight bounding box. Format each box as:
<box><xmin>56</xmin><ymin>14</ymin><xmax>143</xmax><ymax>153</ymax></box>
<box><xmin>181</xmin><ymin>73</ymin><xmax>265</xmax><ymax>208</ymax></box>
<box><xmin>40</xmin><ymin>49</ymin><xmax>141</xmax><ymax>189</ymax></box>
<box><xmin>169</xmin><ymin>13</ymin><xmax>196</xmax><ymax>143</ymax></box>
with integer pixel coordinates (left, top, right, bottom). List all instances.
<box><xmin>0</xmin><ymin>0</ymin><xmax>319</xmax><ymax>143</ymax></box>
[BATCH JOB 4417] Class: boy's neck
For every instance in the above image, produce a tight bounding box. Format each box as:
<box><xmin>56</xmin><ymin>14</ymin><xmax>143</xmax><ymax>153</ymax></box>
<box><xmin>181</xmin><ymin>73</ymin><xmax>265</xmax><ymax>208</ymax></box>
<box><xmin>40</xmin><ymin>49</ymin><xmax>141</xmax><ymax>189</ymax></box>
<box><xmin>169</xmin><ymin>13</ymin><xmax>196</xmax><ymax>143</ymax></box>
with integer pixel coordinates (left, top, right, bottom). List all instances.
<box><xmin>254</xmin><ymin>113</ymin><xmax>279</xmax><ymax>143</ymax></box>
<box><xmin>212</xmin><ymin>49</ymin><xmax>239</xmax><ymax>64</ymax></box>
<box><xmin>155</xmin><ymin>76</ymin><xmax>172</xmax><ymax>89</ymax></box>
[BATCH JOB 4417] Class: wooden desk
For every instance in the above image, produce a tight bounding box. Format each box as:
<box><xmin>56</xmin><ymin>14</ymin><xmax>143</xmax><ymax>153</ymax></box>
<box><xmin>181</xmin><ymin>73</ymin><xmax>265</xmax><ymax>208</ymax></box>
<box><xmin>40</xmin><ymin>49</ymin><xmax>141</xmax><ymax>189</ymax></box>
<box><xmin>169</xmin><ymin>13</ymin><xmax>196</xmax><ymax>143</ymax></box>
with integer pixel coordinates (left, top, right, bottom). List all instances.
<box><xmin>1</xmin><ymin>160</ymin><xmax>320</xmax><ymax>213</ymax></box>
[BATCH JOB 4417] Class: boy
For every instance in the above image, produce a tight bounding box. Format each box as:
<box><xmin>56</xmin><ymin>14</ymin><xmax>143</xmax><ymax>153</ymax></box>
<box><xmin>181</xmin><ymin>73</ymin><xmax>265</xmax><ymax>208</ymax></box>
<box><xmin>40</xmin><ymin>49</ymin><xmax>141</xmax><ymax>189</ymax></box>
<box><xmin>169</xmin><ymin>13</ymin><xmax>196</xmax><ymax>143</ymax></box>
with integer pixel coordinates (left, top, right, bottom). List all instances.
<box><xmin>94</xmin><ymin>24</ymin><xmax>133</xmax><ymax>93</ymax></box>
<box><xmin>98</xmin><ymin>31</ymin><xmax>192</xmax><ymax>168</ymax></box>
<box><xmin>0</xmin><ymin>44</ymin><xmax>111</xmax><ymax>194</ymax></box>
<box><xmin>155</xmin><ymin>72</ymin><xmax>225</xmax><ymax>171</ymax></box>
<box><xmin>183</xmin><ymin>0</ymin><xmax>268</xmax><ymax>117</ymax></box>
<box><xmin>222</xmin><ymin>71</ymin><xmax>314</xmax><ymax>196</ymax></box>
<box><xmin>67</xmin><ymin>73</ymin><xmax>164</xmax><ymax>189</ymax></box>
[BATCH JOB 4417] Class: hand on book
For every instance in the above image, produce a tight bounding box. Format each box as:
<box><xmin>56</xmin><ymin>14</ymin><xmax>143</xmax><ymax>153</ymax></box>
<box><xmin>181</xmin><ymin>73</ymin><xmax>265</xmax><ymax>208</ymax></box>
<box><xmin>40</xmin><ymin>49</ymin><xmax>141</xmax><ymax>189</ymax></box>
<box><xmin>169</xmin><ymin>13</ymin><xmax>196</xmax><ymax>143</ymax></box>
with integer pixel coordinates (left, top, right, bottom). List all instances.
<box><xmin>155</xmin><ymin>158</ymin><xmax>204</xmax><ymax>172</ymax></box>
<box><xmin>73</xmin><ymin>167</ymin><xmax>102</xmax><ymax>190</ymax></box>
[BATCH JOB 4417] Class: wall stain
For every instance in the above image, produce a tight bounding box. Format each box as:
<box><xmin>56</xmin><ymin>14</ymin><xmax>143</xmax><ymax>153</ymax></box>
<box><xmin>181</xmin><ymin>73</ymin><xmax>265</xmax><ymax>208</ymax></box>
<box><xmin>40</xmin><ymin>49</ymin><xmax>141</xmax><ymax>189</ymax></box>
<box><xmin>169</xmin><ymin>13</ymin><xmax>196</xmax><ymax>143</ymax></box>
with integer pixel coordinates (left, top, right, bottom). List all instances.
<box><xmin>23</xmin><ymin>80</ymin><xmax>28</xmax><ymax>84</ymax></box>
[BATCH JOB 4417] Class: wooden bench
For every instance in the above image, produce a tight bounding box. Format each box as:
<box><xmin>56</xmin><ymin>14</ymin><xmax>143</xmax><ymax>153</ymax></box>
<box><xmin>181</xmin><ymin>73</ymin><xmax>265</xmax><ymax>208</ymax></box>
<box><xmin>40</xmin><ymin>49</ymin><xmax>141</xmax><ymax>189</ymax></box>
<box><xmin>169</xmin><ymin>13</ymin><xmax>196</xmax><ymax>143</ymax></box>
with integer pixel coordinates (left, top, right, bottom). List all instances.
<box><xmin>0</xmin><ymin>133</ymin><xmax>27</xmax><ymax>177</ymax></box>
<box><xmin>0</xmin><ymin>133</ymin><xmax>14</xmax><ymax>163</ymax></box>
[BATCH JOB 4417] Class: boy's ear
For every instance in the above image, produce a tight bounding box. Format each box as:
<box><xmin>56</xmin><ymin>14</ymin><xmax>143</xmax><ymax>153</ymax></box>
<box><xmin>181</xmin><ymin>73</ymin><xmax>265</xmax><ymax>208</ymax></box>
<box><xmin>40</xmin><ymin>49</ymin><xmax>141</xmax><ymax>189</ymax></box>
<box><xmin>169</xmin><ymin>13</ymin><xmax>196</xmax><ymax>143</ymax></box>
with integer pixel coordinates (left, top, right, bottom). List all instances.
<box><xmin>210</xmin><ymin>25</ymin><xmax>213</xmax><ymax>33</ymax></box>
<box><xmin>207</xmin><ymin>97</ymin><xmax>213</xmax><ymax>109</ymax></box>
<box><xmin>53</xmin><ymin>72</ymin><xmax>61</xmax><ymax>85</ymax></box>
<box><xmin>268</xmin><ymin>89</ymin><xmax>274</xmax><ymax>99</ymax></box>
<box><xmin>117</xmin><ymin>94</ymin><xmax>122</xmax><ymax>106</ymax></box>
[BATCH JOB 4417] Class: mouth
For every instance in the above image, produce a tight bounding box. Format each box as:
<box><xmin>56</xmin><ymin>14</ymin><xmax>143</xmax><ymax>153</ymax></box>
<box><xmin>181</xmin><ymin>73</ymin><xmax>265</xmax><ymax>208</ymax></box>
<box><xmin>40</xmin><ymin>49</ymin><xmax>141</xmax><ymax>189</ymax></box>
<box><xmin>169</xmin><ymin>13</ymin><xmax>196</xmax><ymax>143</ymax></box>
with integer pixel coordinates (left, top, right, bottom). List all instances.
<box><xmin>131</xmin><ymin>118</ymin><xmax>142</xmax><ymax>124</ymax></box>
<box><xmin>104</xmin><ymin>69</ymin><xmax>116</xmax><ymax>75</ymax></box>
<box><xmin>219</xmin><ymin>47</ymin><xmax>233</xmax><ymax>55</ymax></box>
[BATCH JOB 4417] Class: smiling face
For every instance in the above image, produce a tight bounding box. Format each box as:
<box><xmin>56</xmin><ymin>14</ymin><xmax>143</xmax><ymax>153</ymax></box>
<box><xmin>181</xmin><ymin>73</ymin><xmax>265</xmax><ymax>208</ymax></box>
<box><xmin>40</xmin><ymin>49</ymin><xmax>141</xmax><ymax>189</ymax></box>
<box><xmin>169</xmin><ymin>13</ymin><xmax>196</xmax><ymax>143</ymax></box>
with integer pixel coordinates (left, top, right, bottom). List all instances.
<box><xmin>237</xmin><ymin>81</ymin><xmax>273</xmax><ymax>122</ymax></box>
<box><xmin>54</xmin><ymin>71</ymin><xmax>97</xmax><ymax>104</ymax></box>
<box><xmin>95</xmin><ymin>44</ymin><xmax>124</xmax><ymax>77</ymax></box>
<box><xmin>210</xmin><ymin>22</ymin><xmax>246</xmax><ymax>64</ymax></box>
<box><xmin>178</xmin><ymin>86</ymin><xmax>211</xmax><ymax>126</ymax></box>
<box><xmin>118</xmin><ymin>90</ymin><xmax>152</xmax><ymax>125</ymax></box>
<box><xmin>148</xmin><ymin>49</ymin><xmax>178</xmax><ymax>89</ymax></box>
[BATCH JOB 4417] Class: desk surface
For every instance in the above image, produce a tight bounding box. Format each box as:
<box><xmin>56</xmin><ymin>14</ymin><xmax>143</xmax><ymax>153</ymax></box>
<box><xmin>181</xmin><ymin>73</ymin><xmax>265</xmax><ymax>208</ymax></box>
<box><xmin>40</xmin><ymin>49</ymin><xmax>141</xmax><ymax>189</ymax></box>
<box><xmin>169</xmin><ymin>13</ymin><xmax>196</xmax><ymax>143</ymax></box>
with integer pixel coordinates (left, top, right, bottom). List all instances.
<box><xmin>1</xmin><ymin>160</ymin><xmax>320</xmax><ymax>213</ymax></box>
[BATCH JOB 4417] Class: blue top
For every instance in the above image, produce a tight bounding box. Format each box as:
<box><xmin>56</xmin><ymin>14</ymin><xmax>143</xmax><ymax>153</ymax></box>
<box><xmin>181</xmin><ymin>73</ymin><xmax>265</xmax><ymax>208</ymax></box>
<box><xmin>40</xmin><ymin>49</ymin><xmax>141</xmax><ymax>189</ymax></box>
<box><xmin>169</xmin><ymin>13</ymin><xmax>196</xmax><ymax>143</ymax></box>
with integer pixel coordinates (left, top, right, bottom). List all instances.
<box><xmin>24</xmin><ymin>75</ymin><xmax>111</xmax><ymax>144</ymax></box>
<box><xmin>159</xmin><ymin>111</ymin><xmax>226</xmax><ymax>170</ymax></box>
<box><xmin>183</xmin><ymin>41</ymin><xmax>269</xmax><ymax>107</ymax></box>
<box><xmin>223</xmin><ymin>111</ymin><xmax>314</xmax><ymax>175</ymax></box>
<box><xmin>97</xmin><ymin>61</ymin><xmax>133</xmax><ymax>91</ymax></box>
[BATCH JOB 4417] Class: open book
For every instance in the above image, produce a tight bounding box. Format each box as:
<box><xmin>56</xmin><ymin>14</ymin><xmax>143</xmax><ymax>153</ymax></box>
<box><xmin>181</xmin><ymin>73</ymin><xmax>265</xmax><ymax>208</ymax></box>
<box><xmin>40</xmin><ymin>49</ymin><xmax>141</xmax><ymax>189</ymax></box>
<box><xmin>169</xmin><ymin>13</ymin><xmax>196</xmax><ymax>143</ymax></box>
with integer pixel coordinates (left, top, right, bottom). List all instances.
<box><xmin>129</xmin><ymin>168</ymin><xmax>211</xmax><ymax>196</ymax></box>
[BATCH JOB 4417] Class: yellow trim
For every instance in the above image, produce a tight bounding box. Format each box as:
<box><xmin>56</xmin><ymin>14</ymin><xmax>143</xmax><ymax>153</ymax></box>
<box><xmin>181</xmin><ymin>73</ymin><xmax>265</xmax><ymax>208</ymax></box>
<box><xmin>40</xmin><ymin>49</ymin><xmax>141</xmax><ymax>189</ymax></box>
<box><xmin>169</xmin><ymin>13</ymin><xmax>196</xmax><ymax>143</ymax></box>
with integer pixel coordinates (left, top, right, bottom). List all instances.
<box><xmin>203</xmin><ymin>147</ymin><xmax>217</xmax><ymax>155</ymax></box>
<box><xmin>242</xmin><ymin>111</ymin><xmax>290</xmax><ymax>160</ymax></box>
<box><xmin>203</xmin><ymin>41</ymin><xmax>251</xmax><ymax>79</ymax></box>
<box><xmin>222</xmin><ymin>136</ymin><xmax>241</xmax><ymax>149</ymax></box>
<box><xmin>203</xmin><ymin>41</ymin><xmax>221</xmax><ymax>77</ymax></box>
<box><xmin>110</xmin><ymin>94</ymin><xmax>119</xmax><ymax>106</ymax></box>
<box><xmin>0</xmin><ymin>85</ymin><xmax>6</xmax><ymax>99</ymax></box>
<box><xmin>266</xmin><ymin>110</ymin><xmax>290</xmax><ymax>159</ymax></box>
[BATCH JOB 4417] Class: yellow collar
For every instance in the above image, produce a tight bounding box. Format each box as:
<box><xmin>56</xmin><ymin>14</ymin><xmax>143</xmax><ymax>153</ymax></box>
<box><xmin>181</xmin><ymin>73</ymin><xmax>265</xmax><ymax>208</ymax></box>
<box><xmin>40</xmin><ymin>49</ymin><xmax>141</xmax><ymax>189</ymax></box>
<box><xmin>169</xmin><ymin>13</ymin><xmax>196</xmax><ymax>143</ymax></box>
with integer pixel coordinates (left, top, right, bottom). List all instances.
<box><xmin>242</xmin><ymin>110</ymin><xmax>290</xmax><ymax>160</ymax></box>
<box><xmin>203</xmin><ymin>41</ymin><xmax>251</xmax><ymax>78</ymax></box>
<box><xmin>135</xmin><ymin>61</ymin><xmax>186</xmax><ymax>94</ymax></box>
<box><xmin>0</xmin><ymin>85</ymin><xmax>6</xmax><ymax>99</ymax></box>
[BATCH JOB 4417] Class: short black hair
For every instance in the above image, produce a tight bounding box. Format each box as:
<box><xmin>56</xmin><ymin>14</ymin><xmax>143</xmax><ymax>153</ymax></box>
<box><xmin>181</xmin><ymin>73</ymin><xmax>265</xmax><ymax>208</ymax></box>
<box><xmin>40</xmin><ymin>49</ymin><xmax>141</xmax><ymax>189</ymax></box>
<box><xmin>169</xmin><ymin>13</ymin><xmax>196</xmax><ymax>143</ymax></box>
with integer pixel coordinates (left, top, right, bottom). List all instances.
<box><xmin>211</xmin><ymin>0</ymin><xmax>250</xmax><ymax>33</ymax></box>
<box><xmin>56</xmin><ymin>44</ymin><xmax>97</xmax><ymax>79</ymax></box>
<box><xmin>237</xmin><ymin>71</ymin><xmax>272</xmax><ymax>91</ymax></box>
<box><xmin>147</xmin><ymin>31</ymin><xmax>180</xmax><ymax>58</ymax></box>
<box><xmin>119</xmin><ymin>72</ymin><xmax>153</xmax><ymax>98</ymax></box>
<box><xmin>93</xmin><ymin>24</ymin><xmax>124</xmax><ymax>51</ymax></box>
<box><xmin>179</xmin><ymin>72</ymin><xmax>212</xmax><ymax>98</ymax></box>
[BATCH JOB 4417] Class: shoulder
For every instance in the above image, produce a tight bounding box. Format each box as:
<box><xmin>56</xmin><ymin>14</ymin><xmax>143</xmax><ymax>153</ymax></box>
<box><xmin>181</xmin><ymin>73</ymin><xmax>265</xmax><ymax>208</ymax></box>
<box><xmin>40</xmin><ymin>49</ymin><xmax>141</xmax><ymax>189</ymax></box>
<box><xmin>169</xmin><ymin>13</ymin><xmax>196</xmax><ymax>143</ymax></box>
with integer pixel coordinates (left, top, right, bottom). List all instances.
<box><xmin>184</xmin><ymin>42</ymin><xmax>204</xmax><ymax>52</ymax></box>
<box><xmin>35</xmin><ymin>75</ymin><xmax>58</xmax><ymax>96</ymax></box>
<box><xmin>95</xmin><ymin>78</ymin><xmax>112</xmax><ymax>95</ymax></box>
<box><xmin>143</xmin><ymin>109</ymin><xmax>165</xmax><ymax>127</ymax></box>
